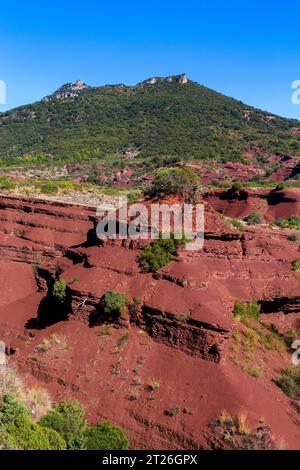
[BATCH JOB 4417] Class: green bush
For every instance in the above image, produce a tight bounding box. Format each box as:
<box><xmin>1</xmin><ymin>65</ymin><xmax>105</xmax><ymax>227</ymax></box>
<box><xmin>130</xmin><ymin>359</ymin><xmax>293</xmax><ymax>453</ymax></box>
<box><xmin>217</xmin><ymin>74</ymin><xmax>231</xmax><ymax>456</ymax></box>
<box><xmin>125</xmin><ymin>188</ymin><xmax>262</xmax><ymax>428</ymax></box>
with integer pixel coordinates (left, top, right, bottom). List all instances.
<box><xmin>102</xmin><ymin>291</ymin><xmax>128</xmax><ymax>318</ymax></box>
<box><xmin>0</xmin><ymin>394</ymin><xmax>66</xmax><ymax>450</ymax></box>
<box><xmin>245</xmin><ymin>213</ymin><xmax>262</xmax><ymax>225</ymax></box>
<box><xmin>39</xmin><ymin>182</ymin><xmax>59</xmax><ymax>195</ymax></box>
<box><xmin>39</xmin><ymin>399</ymin><xmax>87</xmax><ymax>449</ymax></box>
<box><xmin>149</xmin><ymin>167</ymin><xmax>200</xmax><ymax>200</ymax></box>
<box><xmin>0</xmin><ymin>428</ymin><xmax>19</xmax><ymax>450</ymax></box>
<box><xmin>0</xmin><ymin>177</ymin><xmax>16</xmax><ymax>191</ymax></box>
<box><xmin>275</xmin><ymin>216</ymin><xmax>300</xmax><ymax>230</ymax></box>
<box><xmin>231</xmin><ymin>182</ymin><xmax>243</xmax><ymax>192</ymax></box>
<box><xmin>233</xmin><ymin>301</ymin><xmax>260</xmax><ymax>321</ymax></box>
<box><xmin>275</xmin><ymin>183</ymin><xmax>285</xmax><ymax>191</ymax></box>
<box><xmin>6</xmin><ymin>415</ymin><xmax>66</xmax><ymax>450</ymax></box>
<box><xmin>139</xmin><ymin>237</ymin><xmax>180</xmax><ymax>272</ymax></box>
<box><xmin>52</xmin><ymin>279</ymin><xmax>67</xmax><ymax>304</ymax></box>
<box><xmin>292</xmin><ymin>259</ymin><xmax>300</xmax><ymax>272</ymax></box>
<box><xmin>84</xmin><ymin>421</ymin><xmax>128</xmax><ymax>450</ymax></box>
<box><xmin>0</xmin><ymin>393</ymin><xmax>29</xmax><ymax>426</ymax></box>
<box><xmin>277</xmin><ymin>366</ymin><xmax>300</xmax><ymax>400</ymax></box>
<box><xmin>288</xmin><ymin>233</ymin><xmax>298</xmax><ymax>242</ymax></box>
<box><xmin>229</xmin><ymin>218</ymin><xmax>244</xmax><ymax>232</ymax></box>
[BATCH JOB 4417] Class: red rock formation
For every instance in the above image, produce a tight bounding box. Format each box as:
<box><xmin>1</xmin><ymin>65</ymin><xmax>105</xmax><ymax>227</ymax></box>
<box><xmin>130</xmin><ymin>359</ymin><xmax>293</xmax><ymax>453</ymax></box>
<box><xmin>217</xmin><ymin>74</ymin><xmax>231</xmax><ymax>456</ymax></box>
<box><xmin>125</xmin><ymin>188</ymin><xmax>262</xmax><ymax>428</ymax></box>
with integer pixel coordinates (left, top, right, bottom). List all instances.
<box><xmin>0</xmin><ymin>194</ymin><xmax>299</xmax><ymax>449</ymax></box>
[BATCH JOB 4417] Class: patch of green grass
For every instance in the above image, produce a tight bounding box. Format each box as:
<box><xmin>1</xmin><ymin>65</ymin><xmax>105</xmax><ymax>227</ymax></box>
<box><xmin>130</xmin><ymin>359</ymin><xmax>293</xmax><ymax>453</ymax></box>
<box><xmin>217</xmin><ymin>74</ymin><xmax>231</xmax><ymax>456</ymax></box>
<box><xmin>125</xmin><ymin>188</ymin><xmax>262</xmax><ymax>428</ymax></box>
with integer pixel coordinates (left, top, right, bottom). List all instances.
<box><xmin>233</xmin><ymin>301</ymin><xmax>260</xmax><ymax>321</ymax></box>
<box><xmin>39</xmin><ymin>182</ymin><xmax>59</xmax><ymax>195</ymax></box>
<box><xmin>229</xmin><ymin>218</ymin><xmax>244</xmax><ymax>232</ymax></box>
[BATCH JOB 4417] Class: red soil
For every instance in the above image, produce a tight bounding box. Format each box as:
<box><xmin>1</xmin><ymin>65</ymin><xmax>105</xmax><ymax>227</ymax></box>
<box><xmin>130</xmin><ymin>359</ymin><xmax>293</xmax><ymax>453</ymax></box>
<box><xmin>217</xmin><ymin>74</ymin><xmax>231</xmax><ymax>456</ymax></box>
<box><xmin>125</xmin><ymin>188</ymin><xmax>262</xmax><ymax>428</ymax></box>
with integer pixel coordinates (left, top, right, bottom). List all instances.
<box><xmin>0</xmin><ymin>193</ymin><xmax>299</xmax><ymax>449</ymax></box>
<box><xmin>205</xmin><ymin>188</ymin><xmax>300</xmax><ymax>222</ymax></box>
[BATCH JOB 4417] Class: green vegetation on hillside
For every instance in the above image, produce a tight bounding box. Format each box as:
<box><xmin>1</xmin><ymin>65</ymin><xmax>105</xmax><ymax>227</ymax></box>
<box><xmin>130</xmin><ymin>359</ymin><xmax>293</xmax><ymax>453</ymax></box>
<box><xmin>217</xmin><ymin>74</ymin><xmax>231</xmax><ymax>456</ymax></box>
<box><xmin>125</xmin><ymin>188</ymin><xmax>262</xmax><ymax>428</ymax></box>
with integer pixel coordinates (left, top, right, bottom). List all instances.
<box><xmin>275</xmin><ymin>216</ymin><xmax>300</xmax><ymax>230</ymax></box>
<box><xmin>245</xmin><ymin>213</ymin><xmax>263</xmax><ymax>225</ymax></box>
<box><xmin>0</xmin><ymin>78</ymin><xmax>299</xmax><ymax>172</ymax></box>
<box><xmin>0</xmin><ymin>366</ymin><xmax>128</xmax><ymax>450</ymax></box>
<box><xmin>233</xmin><ymin>301</ymin><xmax>261</xmax><ymax>321</ymax></box>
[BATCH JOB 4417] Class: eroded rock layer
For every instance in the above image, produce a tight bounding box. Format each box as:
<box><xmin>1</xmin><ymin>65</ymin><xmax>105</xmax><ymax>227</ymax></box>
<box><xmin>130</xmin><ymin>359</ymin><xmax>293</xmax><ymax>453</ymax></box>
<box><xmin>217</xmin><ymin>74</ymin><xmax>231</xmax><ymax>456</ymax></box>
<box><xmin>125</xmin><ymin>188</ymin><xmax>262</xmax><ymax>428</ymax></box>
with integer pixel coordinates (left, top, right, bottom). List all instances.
<box><xmin>0</xmin><ymin>194</ymin><xmax>299</xmax><ymax>449</ymax></box>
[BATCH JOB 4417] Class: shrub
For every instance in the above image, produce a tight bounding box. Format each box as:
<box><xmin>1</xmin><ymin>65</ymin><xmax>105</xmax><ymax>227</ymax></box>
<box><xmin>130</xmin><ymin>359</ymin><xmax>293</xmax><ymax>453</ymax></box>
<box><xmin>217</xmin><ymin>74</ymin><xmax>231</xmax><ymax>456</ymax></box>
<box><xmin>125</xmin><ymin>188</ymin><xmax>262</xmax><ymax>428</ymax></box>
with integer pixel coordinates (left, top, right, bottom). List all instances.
<box><xmin>292</xmin><ymin>259</ymin><xmax>300</xmax><ymax>272</ymax></box>
<box><xmin>84</xmin><ymin>421</ymin><xmax>128</xmax><ymax>450</ymax></box>
<box><xmin>139</xmin><ymin>241</ymin><xmax>175</xmax><ymax>272</ymax></box>
<box><xmin>39</xmin><ymin>399</ymin><xmax>87</xmax><ymax>449</ymax></box>
<box><xmin>102</xmin><ymin>291</ymin><xmax>128</xmax><ymax>319</ymax></box>
<box><xmin>44</xmin><ymin>427</ymin><xmax>67</xmax><ymax>450</ymax></box>
<box><xmin>288</xmin><ymin>233</ymin><xmax>298</xmax><ymax>242</ymax></box>
<box><xmin>275</xmin><ymin>216</ymin><xmax>300</xmax><ymax>230</ymax></box>
<box><xmin>139</xmin><ymin>236</ymin><xmax>184</xmax><ymax>272</ymax></box>
<box><xmin>0</xmin><ymin>428</ymin><xmax>19</xmax><ymax>450</ymax></box>
<box><xmin>0</xmin><ymin>177</ymin><xmax>16</xmax><ymax>191</ymax></box>
<box><xmin>52</xmin><ymin>279</ymin><xmax>67</xmax><ymax>304</ymax></box>
<box><xmin>148</xmin><ymin>380</ymin><xmax>160</xmax><ymax>391</ymax></box>
<box><xmin>277</xmin><ymin>366</ymin><xmax>300</xmax><ymax>400</ymax></box>
<box><xmin>149</xmin><ymin>167</ymin><xmax>200</xmax><ymax>200</ymax></box>
<box><xmin>0</xmin><ymin>393</ymin><xmax>29</xmax><ymax>426</ymax></box>
<box><xmin>245</xmin><ymin>213</ymin><xmax>262</xmax><ymax>225</ymax></box>
<box><xmin>39</xmin><ymin>182</ymin><xmax>59</xmax><ymax>195</ymax></box>
<box><xmin>233</xmin><ymin>301</ymin><xmax>260</xmax><ymax>321</ymax></box>
<box><xmin>211</xmin><ymin>412</ymin><xmax>281</xmax><ymax>449</ymax></box>
<box><xmin>6</xmin><ymin>415</ymin><xmax>66</xmax><ymax>450</ymax></box>
<box><xmin>0</xmin><ymin>394</ymin><xmax>66</xmax><ymax>450</ymax></box>
<box><xmin>229</xmin><ymin>218</ymin><xmax>244</xmax><ymax>232</ymax></box>
<box><xmin>275</xmin><ymin>183</ymin><xmax>285</xmax><ymax>191</ymax></box>
<box><xmin>231</xmin><ymin>182</ymin><xmax>242</xmax><ymax>192</ymax></box>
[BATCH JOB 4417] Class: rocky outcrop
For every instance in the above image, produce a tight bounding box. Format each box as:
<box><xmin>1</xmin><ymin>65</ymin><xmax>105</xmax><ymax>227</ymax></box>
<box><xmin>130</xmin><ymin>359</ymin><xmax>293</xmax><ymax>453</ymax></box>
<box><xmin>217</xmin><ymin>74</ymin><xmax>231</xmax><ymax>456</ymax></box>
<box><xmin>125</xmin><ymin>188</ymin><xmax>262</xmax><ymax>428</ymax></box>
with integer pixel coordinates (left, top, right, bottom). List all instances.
<box><xmin>0</xmin><ymin>194</ymin><xmax>96</xmax><ymax>263</ymax></box>
<box><xmin>142</xmin><ymin>74</ymin><xmax>188</xmax><ymax>86</ymax></box>
<box><xmin>42</xmin><ymin>80</ymin><xmax>88</xmax><ymax>102</ymax></box>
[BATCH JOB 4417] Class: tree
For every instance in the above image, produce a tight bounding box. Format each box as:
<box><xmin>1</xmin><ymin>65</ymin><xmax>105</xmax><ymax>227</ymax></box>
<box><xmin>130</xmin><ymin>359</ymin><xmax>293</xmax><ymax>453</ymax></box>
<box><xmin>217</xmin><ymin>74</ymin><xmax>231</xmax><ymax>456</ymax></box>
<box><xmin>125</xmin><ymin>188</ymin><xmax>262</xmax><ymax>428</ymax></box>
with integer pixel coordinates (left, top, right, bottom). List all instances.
<box><xmin>149</xmin><ymin>167</ymin><xmax>200</xmax><ymax>201</ymax></box>
<box><xmin>0</xmin><ymin>394</ymin><xmax>66</xmax><ymax>450</ymax></box>
<box><xmin>6</xmin><ymin>415</ymin><xmax>66</xmax><ymax>450</ymax></box>
<box><xmin>39</xmin><ymin>399</ymin><xmax>87</xmax><ymax>449</ymax></box>
<box><xmin>84</xmin><ymin>421</ymin><xmax>128</xmax><ymax>450</ymax></box>
<box><xmin>102</xmin><ymin>291</ymin><xmax>128</xmax><ymax>319</ymax></box>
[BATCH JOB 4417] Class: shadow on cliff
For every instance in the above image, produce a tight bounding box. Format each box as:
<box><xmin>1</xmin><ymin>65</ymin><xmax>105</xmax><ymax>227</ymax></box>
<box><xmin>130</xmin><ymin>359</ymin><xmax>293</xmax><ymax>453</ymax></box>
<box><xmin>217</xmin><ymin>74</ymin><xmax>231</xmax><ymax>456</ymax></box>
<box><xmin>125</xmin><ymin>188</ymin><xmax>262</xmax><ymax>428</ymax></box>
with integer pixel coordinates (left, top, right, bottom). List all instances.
<box><xmin>25</xmin><ymin>282</ymin><xmax>72</xmax><ymax>330</ymax></box>
<box><xmin>70</xmin><ymin>217</ymin><xmax>101</xmax><ymax>249</ymax></box>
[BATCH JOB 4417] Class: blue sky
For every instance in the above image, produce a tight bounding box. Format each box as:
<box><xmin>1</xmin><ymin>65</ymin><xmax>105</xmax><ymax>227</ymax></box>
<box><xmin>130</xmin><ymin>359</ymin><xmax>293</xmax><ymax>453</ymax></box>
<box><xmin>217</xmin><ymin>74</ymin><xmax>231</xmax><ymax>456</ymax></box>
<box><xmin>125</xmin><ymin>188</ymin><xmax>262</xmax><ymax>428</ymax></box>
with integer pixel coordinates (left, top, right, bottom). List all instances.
<box><xmin>1</xmin><ymin>0</ymin><xmax>300</xmax><ymax>118</ymax></box>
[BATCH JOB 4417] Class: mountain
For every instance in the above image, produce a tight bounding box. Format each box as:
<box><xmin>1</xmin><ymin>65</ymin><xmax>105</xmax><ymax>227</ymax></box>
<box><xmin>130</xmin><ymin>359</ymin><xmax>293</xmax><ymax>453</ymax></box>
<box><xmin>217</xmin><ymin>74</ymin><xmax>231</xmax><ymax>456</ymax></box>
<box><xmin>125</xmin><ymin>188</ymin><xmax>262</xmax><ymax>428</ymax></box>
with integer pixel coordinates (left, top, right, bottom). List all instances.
<box><xmin>0</xmin><ymin>74</ymin><xmax>299</xmax><ymax>176</ymax></box>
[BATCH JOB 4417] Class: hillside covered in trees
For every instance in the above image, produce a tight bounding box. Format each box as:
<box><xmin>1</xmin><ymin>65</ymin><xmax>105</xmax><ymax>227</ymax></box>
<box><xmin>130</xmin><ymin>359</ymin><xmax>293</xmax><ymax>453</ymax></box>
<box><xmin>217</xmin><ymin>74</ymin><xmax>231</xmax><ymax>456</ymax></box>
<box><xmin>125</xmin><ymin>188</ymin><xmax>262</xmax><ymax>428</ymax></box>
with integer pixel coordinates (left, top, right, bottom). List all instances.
<box><xmin>0</xmin><ymin>75</ymin><xmax>299</xmax><ymax>173</ymax></box>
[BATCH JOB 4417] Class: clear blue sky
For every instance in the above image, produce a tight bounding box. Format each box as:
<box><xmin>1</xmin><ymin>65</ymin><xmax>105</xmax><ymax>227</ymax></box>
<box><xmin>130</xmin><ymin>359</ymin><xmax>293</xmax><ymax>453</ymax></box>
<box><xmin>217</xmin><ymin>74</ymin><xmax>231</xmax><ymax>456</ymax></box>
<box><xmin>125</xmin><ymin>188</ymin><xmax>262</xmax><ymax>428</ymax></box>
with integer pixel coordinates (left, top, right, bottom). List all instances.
<box><xmin>1</xmin><ymin>0</ymin><xmax>300</xmax><ymax>119</ymax></box>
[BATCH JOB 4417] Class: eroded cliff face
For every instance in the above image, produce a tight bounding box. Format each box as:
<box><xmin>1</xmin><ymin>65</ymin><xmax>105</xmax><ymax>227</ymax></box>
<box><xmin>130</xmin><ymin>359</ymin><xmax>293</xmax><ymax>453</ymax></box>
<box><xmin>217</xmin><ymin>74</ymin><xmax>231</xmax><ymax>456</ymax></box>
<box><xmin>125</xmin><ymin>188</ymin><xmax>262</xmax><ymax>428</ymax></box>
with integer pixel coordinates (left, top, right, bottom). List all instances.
<box><xmin>204</xmin><ymin>187</ymin><xmax>300</xmax><ymax>222</ymax></box>
<box><xmin>0</xmin><ymin>193</ymin><xmax>300</xmax><ymax>449</ymax></box>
